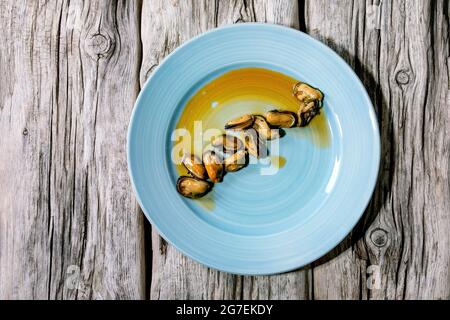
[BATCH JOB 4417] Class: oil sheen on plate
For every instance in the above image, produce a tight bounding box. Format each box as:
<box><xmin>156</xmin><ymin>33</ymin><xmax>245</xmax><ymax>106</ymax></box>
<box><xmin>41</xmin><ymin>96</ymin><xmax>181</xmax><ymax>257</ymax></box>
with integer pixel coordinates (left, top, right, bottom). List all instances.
<box><xmin>172</xmin><ymin>67</ymin><xmax>331</xmax><ymax>217</ymax></box>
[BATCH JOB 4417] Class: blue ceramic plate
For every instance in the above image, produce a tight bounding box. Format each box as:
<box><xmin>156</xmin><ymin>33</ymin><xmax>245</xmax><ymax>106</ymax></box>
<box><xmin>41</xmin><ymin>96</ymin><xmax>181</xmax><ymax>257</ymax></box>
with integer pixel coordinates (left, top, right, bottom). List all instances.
<box><xmin>127</xmin><ymin>23</ymin><xmax>380</xmax><ymax>275</ymax></box>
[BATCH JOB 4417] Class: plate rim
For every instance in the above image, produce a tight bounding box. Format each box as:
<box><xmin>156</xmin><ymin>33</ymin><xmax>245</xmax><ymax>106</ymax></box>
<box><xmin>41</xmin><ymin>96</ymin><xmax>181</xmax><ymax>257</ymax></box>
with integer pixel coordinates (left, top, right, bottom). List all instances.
<box><xmin>127</xmin><ymin>22</ymin><xmax>381</xmax><ymax>275</ymax></box>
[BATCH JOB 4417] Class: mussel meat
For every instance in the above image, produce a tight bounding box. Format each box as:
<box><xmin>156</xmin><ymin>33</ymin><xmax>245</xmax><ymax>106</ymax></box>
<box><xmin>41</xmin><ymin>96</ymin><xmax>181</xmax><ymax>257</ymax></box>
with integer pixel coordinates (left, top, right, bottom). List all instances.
<box><xmin>181</xmin><ymin>153</ymin><xmax>207</xmax><ymax>180</ymax></box>
<box><xmin>211</xmin><ymin>134</ymin><xmax>244</xmax><ymax>152</ymax></box>
<box><xmin>253</xmin><ymin>115</ymin><xmax>280</xmax><ymax>140</ymax></box>
<box><xmin>293</xmin><ymin>82</ymin><xmax>323</xmax><ymax>103</ymax></box>
<box><xmin>224</xmin><ymin>150</ymin><xmax>248</xmax><ymax>172</ymax></box>
<box><xmin>241</xmin><ymin>129</ymin><xmax>268</xmax><ymax>159</ymax></box>
<box><xmin>265</xmin><ymin>110</ymin><xmax>297</xmax><ymax>128</ymax></box>
<box><xmin>298</xmin><ymin>101</ymin><xmax>321</xmax><ymax>127</ymax></box>
<box><xmin>203</xmin><ymin>150</ymin><xmax>224</xmax><ymax>183</ymax></box>
<box><xmin>224</xmin><ymin>114</ymin><xmax>254</xmax><ymax>130</ymax></box>
<box><xmin>176</xmin><ymin>176</ymin><xmax>212</xmax><ymax>199</ymax></box>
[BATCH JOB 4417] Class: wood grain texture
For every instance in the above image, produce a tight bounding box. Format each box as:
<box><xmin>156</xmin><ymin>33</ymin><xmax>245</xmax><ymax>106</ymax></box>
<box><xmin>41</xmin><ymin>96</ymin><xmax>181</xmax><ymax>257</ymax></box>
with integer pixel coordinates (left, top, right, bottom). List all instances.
<box><xmin>304</xmin><ymin>0</ymin><xmax>450</xmax><ymax>299</ymax></box>
<box><xmin>1</xmin><ymin>0</ymin><xmax>448</xmax><ymax>300</ymax></box>
<box><xmin>0</xmin><ymin>0</ymin><xmax>145</xmax><ymax>299</ymax></box>
<box><xmin>141</xmin><ymin>0</ymin><xmax>449</xmax><ymax>300</ymax></box>
<box><xmin>140</xmin><ymin>0</ymin><xmax>312</xmax><ymax>300</ymax></box>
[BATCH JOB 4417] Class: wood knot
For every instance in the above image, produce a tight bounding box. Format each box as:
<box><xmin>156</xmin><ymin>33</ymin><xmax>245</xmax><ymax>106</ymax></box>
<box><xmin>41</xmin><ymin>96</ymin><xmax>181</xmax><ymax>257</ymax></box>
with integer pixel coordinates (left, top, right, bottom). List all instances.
<box><xmin>370</xmin><ymin>228</ymin><xmax>389</xmax><ymax>247</ymax></box>
<box><xmin>395</xmin><ymin>70</ymin><xmax>410</xmax><ymax>85</ymax></box>
<box><xmin>85</xmin><ymin>33</ymin><xmax>114</xmax><ymax>60</ymax></box>
<box><xmin>22</xmin><ymin>128</ymin><xmax>28</xmax><ymax>136</ymax></box>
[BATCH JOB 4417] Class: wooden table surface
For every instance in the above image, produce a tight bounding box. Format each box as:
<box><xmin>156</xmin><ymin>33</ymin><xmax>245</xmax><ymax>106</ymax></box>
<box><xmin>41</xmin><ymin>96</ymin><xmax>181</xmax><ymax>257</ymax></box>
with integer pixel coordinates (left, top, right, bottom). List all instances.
<box><xmin>0</xmin><ymin>0</ymin><xmax>449</xmax><ymax>300</ymax></box>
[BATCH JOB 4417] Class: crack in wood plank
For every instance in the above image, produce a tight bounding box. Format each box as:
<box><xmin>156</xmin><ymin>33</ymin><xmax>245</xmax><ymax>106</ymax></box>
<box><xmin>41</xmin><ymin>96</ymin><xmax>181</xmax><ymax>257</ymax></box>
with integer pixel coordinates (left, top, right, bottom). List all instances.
<box><xmin>141</xmin><ymin>0</ymin><xmax>449</xmax><ymax>300</ymax></box>
<box><xmin>140</xmin><ymin>0</ymin><xmax>311</xmax><ymax>300</ymax></box>
<box><xmin>0</xmin><ymin>0</ymin><xmax>145</xmax><ymax>299</ymax></box>
<box><xmin>0</xmin><ymin>0</ymin><xmax>448</xmax><ymax>300</ymax></box>
<box><xmin>305</xmin><ymin>0</ymin><xmax>450</xmax><ymax>300</ymax></box>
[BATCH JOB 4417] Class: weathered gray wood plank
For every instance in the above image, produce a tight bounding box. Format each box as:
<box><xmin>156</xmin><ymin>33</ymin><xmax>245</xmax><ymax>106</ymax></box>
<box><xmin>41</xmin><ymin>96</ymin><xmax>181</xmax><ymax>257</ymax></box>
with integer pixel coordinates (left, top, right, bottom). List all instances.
<box><xmin>1</xmin><ymin>0</ymin><xmax>448</xmax><ymax>300</ymax></box>
<box><xmin>142</xmin><ymin>0</ymin><xmax>449</xmax><ymax>300</ymax></box>
<box><xmin>140</xmin><ymin>0</ymin><xmax>312</xmax><ymax>300</ymax></box>
<box><xmin>0</xmin><ymin>0</ymin><xmax>145</xmax><ymax>299</ymax></box>
<box><xmin>305</xmin><ymin>0</ymin><xmax>450</xmax><ymax>299</ymax></box>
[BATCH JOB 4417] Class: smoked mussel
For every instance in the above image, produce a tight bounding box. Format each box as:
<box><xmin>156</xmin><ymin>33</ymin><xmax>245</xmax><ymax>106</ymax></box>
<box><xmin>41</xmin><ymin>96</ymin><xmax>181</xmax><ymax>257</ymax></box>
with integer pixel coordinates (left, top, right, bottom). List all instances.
<box><xmin>241</xmin><ymin>129</ymin><xmax>268</xmax><ymax>159</ymax></box>
<box><xmin>265</xmin><ymin>110</ymin><xmax>297</xmax><ymax>128</ymax></box>
<box><xmin>224</xmin><ymin>114</ymin><xmax>254</xmax><ymax>130</ymax></box>
<box><xmin>253</xmin><ymin>115</ymin><xmax>280</xmax><ymax>140</ymax></box>
<box><xmin>224</xmin><ymin>150</ymin><xmax>248</xmax><ymax>172</ymax></box>
<box><xmin>177</xmin><ymin>176</ymin><xmax>212</xmax><ymax>199</ymax></box>
<box><xmin>211</xmin><ymin>134</ymin><xmax>244</xmax><ymax>153</ymax></box>
<box><xmin>293</xmin><ymin>82</ymin><xmax>323</xmax><ymax>103</ymax></box>
<box><xmin>203</xmin><ymin>150</ymin><xmax>224</xmax><ymax>183</ymax></box>
<box><xmin>297</xmin><ymin>101</ymin><xmax>321</xmax><ymax>127</ymax></box>
<box><xmin>293</xmin><ymin>82</ymin><xmax>324</xmax><ymax>127</ymax></box>
<box><xmin>181</xmin><ymin>153</ymin><xmax>207</xmax><ymax>180</ymax></box>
